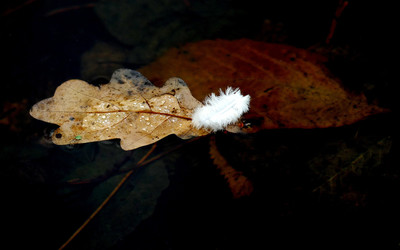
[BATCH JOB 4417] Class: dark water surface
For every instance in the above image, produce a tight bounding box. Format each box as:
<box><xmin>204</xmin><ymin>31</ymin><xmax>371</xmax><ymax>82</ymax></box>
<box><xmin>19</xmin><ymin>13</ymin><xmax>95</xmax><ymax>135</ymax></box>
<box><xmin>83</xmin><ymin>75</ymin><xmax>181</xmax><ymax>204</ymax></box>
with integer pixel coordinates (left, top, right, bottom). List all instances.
<box><xmin>1</xmin><ymin>1</ymin><xmax>397</xmax><ymax>249</ymax></box>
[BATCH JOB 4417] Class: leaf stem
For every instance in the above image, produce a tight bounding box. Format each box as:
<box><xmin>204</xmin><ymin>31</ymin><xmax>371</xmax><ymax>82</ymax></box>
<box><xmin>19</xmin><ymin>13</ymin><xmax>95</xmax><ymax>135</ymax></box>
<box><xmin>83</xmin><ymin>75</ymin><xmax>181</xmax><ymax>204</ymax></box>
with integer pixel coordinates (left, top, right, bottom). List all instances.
<box><xmin>58</xmin><ymin>143</ymin><xmax>157</xmax><ymax>249</ymax></box>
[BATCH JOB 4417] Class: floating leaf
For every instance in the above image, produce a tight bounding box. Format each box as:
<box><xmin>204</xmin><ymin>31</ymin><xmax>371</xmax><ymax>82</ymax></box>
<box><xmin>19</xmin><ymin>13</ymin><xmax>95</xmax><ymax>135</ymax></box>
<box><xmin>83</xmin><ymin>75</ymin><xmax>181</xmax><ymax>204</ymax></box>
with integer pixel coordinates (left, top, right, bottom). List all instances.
<box><xmin>139</xmin><ymin>39</ymin><xmax>388</xmax><ymax>131</ymax></box>
<box><xmin>30</xmin><ymin>69</ymin><xmax>209</xmax><ymax>150</ymax></box>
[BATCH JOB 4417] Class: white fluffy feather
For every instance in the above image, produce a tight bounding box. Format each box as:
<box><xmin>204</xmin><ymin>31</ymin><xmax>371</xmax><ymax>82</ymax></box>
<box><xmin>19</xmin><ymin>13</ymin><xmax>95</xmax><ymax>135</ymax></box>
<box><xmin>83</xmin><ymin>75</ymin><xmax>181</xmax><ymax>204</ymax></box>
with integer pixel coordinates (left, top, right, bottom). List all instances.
<box><xmin>191</xmin><ymin>87</ymin><xmax>250</xmax><ymax>131</ymax></box>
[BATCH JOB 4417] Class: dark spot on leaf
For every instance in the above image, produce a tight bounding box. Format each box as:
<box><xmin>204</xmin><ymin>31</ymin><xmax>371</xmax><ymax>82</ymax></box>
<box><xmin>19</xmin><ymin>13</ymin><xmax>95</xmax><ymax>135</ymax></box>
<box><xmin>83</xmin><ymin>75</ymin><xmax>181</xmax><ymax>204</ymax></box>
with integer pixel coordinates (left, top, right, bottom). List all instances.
<box><xmin>124</xmin><ymin>73</ymin><xmax>132</xmax><ymax>79</ymax></box>
<box><xmin>264</xmin><ymin>87</ymin><xmax>273</xmax><ymax>93</ymax></box>
<box><xmin>242</xmin><ymin>116</ymin><xmax>264</xmax><ymax>127</ymax></box>
<box><xmin>177</xmin><ymin>79</ymin><xmax>187</xmax><ymax>86</ymax></box>
<box><xmin>69</xmin><ymin>117</ymin><xmax>75</xmax><ymax>121</ymax></box>
<box><xmin>143</xmin><ymin>80</ymin><xmax>153</xmax><ymax>86</ymax></box>
<box><xmin>277</xmin><ymin>121</ymin><xmax>285</xmax><ymax>128</ymax></box>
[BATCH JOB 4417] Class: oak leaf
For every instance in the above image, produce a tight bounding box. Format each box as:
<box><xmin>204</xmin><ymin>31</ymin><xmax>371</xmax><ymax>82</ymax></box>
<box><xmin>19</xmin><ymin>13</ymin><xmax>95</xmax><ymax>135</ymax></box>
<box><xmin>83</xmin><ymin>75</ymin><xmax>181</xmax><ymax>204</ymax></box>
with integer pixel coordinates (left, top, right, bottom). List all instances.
<box><xmin>139</xmin><ymin>39</ymin><xmax>387</xmax><ymax>131</ymax></box>
<box><xmin>30</xmin><ymin>69</ymin><xmax>209</xmax><ymax>150</ymax></box>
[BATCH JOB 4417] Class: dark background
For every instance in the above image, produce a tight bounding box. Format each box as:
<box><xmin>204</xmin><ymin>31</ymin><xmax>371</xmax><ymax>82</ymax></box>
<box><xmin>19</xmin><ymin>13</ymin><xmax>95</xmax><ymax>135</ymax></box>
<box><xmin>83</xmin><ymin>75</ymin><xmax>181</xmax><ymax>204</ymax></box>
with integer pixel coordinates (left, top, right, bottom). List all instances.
<box><xmin>1</xmin><ymin>0</ymin><xmax>397</xmax><ymax>249</ymax></box>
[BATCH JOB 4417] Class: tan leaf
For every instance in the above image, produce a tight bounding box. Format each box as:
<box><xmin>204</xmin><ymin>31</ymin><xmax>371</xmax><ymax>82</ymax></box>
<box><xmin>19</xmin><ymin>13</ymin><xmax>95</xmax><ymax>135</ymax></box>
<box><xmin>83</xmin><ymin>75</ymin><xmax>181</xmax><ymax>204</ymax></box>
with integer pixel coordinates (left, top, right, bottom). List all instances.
<box><xmin>30</xmin><ymin>69</ymin><xmax>209</xmax><ymax>150</ymax></box>
<box><xmin>139</xmin><ymin>39</ymin><xmax>388</xmax><ymax>132</ymax></box>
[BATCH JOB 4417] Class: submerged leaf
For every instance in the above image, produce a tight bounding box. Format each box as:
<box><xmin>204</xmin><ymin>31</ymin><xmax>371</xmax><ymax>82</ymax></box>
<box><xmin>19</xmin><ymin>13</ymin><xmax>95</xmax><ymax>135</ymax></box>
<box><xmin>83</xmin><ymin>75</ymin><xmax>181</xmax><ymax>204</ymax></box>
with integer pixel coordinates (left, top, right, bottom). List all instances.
<box><xmin>30</xmin><ymin>69</ymin><xmax>208</xmax><ymax>150</ymax></box>
<box><xmin>139</xmin><ymin>39</ymin><xmax>388</xmax><ymax>131</ymax></box>
<box><xmin>311</xmin><ymin>136</ymin><xmax>392</xmax><ymax>195</ymax></box>
<box><xmin>209</xmin><ymin>136</ymin><xmax>253</xmax><ymax>198</ymax></box>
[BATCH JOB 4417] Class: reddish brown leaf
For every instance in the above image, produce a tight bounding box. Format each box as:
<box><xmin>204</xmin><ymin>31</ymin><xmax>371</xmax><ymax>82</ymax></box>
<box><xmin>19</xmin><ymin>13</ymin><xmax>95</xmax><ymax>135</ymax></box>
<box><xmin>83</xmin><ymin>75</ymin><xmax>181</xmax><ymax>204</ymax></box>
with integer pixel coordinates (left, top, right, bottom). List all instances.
<box><xmin>139</xmin><ymin>39</ymin><xmax>387</xmax><ymax>131</ymax></box>
<box><xmin>209</xmin><ymin>136</ymin><xmax>253</xmax><ymax>198</ymax></box>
